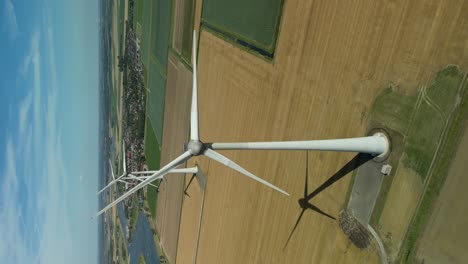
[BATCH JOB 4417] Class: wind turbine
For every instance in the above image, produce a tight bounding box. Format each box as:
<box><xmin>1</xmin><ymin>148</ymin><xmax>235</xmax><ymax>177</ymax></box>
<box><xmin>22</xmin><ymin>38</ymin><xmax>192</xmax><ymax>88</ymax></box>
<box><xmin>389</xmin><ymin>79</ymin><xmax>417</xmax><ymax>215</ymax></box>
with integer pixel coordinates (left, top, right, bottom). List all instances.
<box><xmin>97</xmin><ymin>143</ymin><xmax>129</xmax><ymax>195</ymax></box>
<box><xmin>105</xmin><ymin>159</ymin><xmax>159</xmax><ymax>189</ymax></box>
<box><xmin>94</xmin><ymin>30</ymin><xmax>389</xmax><ymax>218</ymax></box>
<box><xmin>98</xmin><ymin>148</ymin><xmax>200</xmax><ymax>195</ymax></box>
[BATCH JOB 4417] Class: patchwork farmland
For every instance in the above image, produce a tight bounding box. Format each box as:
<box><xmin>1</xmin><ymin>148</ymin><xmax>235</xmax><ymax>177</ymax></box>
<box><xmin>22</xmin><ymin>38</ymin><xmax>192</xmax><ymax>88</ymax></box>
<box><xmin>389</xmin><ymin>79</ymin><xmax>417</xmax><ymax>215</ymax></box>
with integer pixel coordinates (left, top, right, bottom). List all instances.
<box><xmin>124</xmin><ymin>0</ymin><xmax>468</xmax><ymax>263</ymax></box>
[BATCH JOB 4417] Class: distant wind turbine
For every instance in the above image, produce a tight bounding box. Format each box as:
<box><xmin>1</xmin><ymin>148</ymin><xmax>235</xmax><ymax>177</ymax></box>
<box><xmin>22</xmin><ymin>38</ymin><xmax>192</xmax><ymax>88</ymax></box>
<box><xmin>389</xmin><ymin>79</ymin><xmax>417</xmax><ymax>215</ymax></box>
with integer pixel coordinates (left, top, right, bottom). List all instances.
<box><xmin>94</xmin><ymin>30</ymin><xmax>389</xmax><ymax>218</ymax></box>
<box><xmin>97</xmin><ymin>143</ymin><xmax>199</xmax><ymax>195</ymax></box>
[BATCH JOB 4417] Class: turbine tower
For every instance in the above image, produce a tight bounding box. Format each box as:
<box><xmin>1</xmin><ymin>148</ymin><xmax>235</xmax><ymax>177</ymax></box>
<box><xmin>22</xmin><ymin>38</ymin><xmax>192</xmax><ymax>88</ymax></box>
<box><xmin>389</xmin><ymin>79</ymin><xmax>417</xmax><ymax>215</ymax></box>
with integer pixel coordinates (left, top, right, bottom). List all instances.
<box><xmin>94</xmin><ymin>31</ymin><xmax>389</xmax><ymax>218</ymax></box>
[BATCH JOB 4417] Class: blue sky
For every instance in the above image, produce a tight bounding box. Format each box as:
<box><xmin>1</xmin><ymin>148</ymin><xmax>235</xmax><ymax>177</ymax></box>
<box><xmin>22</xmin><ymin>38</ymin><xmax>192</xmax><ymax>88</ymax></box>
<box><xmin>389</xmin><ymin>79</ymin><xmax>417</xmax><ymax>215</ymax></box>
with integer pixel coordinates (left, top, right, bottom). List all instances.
<box><xmin>0</xmin><ymin>0</ymin><xmax>100</xmax><ymax>263</ymax></box>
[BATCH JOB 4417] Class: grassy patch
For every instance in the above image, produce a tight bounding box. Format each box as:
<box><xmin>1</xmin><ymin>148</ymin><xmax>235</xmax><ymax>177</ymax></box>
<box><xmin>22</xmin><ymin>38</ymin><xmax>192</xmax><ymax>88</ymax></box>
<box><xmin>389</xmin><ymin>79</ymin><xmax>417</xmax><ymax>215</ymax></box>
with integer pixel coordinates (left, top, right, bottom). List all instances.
<box><xmin>426</xmin><ymin>65</ymin><xmax>464</xmax><ymax>116</ymax></box>
<box><xmin>402</xmin><ymin>102</ymin><xmax>445</xmax><ymax>179</ymax></box>
<box><xmin>402</xmin><ymin>66</ymin><xmax>464</xmax><ymax>180</ymax></box>
<box><xmin>139</xmin><ymin>254</ymin><xmax>146</xmax><ymax>264</ymax></box>
<box><xmin>369</xmin><ymin>85</ymin><xmax>417</xmax><ymax>133</ymax></box>
<box><xmin>399</xmin><ymin>74</ymin><xmax>468</xmax><ymax>263</ymax></box>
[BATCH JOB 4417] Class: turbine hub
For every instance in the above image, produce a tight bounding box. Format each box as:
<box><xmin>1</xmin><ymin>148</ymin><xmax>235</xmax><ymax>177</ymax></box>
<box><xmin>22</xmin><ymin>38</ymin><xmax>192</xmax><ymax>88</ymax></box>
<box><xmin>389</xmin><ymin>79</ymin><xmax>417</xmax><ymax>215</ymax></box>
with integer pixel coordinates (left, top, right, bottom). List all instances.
<box><xmin>187</xmin><ymin>140</ymin><xmax>204</xmax><ymax>156</ymax></box>
<box><xmin>298</xmin><ymin>198</ymin><xmax>307</xmax><ymax>208</ymax></box>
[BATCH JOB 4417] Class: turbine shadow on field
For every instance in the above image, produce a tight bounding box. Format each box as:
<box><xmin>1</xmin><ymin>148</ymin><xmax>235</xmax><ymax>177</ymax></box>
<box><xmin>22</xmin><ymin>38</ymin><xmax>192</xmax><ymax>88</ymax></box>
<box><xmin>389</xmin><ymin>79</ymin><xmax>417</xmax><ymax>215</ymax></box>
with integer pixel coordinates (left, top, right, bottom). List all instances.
<box><xmin>284</xmin><ymin>152</ymin><xmax>373</xmax><ymax>249</ymax></box>
<box><xmin>184</xmin><ymin>173</ymin><xmax>197</xmax><ymax>198</ymax></box>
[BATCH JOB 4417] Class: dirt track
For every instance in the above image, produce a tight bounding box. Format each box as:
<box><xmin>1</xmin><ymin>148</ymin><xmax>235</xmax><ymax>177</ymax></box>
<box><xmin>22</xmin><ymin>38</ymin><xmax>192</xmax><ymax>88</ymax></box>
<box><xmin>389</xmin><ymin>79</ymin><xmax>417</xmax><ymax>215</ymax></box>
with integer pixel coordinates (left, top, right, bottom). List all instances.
<box><xmin>157</xmin><ymin>0</ymin><xmax>468</xmax><ymax>263</ymax></box>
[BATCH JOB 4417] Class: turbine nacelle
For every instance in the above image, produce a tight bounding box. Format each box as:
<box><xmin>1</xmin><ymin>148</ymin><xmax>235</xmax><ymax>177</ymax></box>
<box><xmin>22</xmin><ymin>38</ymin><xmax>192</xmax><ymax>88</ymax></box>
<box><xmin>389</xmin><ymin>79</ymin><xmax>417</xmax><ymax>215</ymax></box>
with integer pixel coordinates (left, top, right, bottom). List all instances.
<box><xmin>187</xmin><ymin>140</ymin><xmax>205</xmax><ymax>156</ymax></box>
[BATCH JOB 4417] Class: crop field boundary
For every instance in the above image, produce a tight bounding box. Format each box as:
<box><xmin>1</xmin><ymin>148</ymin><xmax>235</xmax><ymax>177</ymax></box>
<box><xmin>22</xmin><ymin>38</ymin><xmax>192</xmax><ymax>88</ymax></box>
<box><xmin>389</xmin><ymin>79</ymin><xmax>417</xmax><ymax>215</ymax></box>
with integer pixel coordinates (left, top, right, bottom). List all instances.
<box><xmin>200</xmin><ymin>0</ymin><xmax>285</xmax><ymax>58</ymax></box>
<box><xmin>201</xmin><ymin>23</ymin><xmax>273</xmax><ymax>59</ymax></box>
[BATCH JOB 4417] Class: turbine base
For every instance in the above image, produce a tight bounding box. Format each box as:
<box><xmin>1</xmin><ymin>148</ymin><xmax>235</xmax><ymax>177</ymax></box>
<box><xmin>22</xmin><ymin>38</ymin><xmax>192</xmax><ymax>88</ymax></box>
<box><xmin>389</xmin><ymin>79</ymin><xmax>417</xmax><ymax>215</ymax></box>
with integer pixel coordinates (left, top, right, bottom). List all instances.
<box><xmin>371</xmin><ymin>131</ymin><xmax>390</xmax><ymax>162</ymax></box>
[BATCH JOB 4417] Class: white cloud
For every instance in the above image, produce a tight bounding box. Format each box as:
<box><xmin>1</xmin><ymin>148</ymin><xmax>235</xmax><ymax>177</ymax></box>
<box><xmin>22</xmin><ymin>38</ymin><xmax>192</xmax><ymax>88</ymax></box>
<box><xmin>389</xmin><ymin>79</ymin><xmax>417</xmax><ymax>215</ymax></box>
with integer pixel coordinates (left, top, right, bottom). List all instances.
<box><xmin>4</xmin><ymin>0</ymin><xmax>19</xmax><ymax>40</ymax></box>
<box><xmin>1</xmin><ymin>6</ymin><xmax>98</xmax><ymax>264</ymax></box>
<box><xmin>1</xmin><ymin>27</ymin><xmax>74</xmax><ymax>264</ymax></box>
<box><xmin>0</xmin><ymin>139</ymin><xmax>35</xmax><ymax>263</ymax></box>
<box><xmin>18</xmin><ymin>92</ymin><xmax>32</xmax><ymax>137</ymax></box>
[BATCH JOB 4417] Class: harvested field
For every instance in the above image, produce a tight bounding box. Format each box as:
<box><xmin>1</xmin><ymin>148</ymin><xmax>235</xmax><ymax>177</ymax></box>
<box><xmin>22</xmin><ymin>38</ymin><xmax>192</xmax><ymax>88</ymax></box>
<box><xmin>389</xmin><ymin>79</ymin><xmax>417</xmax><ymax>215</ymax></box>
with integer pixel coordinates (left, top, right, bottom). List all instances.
<box><xmin>155</xmin><ymin>52</ymin><xmax>193</xmax><ymax>264</ymax></box>
<box><xmin>175</xmin><ymin>165</ymin><xmax>205</xmax><ymax>264</ymax></box>
<box><xmin>167</xmin><ymin>0</ymin><xmax>468</xmax><ymax>263</ymax></box>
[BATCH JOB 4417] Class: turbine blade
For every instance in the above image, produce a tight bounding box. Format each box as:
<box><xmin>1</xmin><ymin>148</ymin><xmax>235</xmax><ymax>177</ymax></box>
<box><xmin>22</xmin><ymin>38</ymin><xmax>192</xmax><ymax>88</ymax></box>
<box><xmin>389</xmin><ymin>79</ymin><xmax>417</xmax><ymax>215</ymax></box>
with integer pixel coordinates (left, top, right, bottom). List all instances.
<box><xmin>190</xmin><ymin>30</ymin><xmax>199</xmax><ymax>140</ymax></box>
<box><xmin>203</xmin><ymin>149</ymin><xmax>289</xmax><ymax>196</ymax></box>
<box><xmin>97</xmin><ymin>171</ymin><xmax>128</xmax><ymax>195</ymax></box>
<box><xmin>131</xmin><ymin>167</ymin><xmax>199</xmax><ymax>175</ymax></box>
<box><xmin>95</xmin><ymin>151</ymin><xmax>192</xmax><ymax>218</ymax></box>
<box><xmin>109</xmin><ymin>159</ymin><xmax>115</xmax><ymax>180</ymax></box>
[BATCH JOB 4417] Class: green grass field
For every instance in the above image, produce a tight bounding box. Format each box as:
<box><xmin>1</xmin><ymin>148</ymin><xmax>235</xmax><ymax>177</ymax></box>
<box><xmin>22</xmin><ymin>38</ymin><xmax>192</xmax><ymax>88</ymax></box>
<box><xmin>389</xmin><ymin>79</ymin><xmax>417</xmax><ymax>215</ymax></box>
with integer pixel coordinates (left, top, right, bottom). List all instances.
<box><xmin>140</xmin><ymin>0</ymin><xmax>152</xmax><ymax>66</ymax></box>
<box><xmin>147</xmin><ymin>58</ymin><xmax>167</xmax><ymax>144</ymax></box>
<box><xmin>151</xmin><ymin>0</ymin><xmax>171</xmax><ymax>71</ymax></box>
<box><xmin>426</xmin><ymin>66</ymin><xmax>464</xmax><ymax>117</ymax></box>
<box><xmin>144</xmin><ymin>117</ymin><xmax>161</xmax><ymax>218</ymax></box>
<box><xmin>134</xmin><ymin>0</ymin><xmax>172</xmax><ymax>146</ymax></box>
<box><xmin>404</xmin><ymin>66</ymin><xmax>464</xmax><ymax>180</ymax></box>
<box><xmin>202</xmin><ymin>0</ymin><xmax>284</xmax><ymax>54</ymax></box>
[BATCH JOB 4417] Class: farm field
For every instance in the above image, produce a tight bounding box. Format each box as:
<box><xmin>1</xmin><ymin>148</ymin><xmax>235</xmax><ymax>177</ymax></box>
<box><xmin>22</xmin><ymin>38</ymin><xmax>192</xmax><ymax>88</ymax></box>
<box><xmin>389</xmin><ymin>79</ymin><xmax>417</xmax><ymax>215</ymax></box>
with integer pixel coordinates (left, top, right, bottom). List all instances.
<box><xmin>172</xmin><ymin>0</ymin><xmax>468</xmax><ymax>263</ymax></box>
<box><xmin>144</xmin><ymin>117</ymin><xmax>161</xmax><ymax>219</ymax></box>
<box><xmin>154</xmin><ymin>52</ymin><xmax>193</xmax><ymax>264</ymax></box>
<box><xmin>129</xmin><ymin>0</ymin><xmax>468</xmax><ymax>263</ymax></box>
